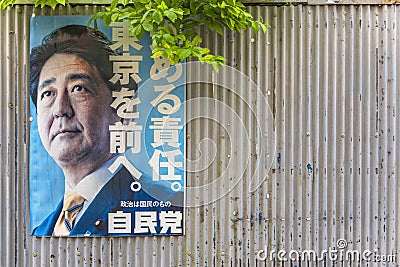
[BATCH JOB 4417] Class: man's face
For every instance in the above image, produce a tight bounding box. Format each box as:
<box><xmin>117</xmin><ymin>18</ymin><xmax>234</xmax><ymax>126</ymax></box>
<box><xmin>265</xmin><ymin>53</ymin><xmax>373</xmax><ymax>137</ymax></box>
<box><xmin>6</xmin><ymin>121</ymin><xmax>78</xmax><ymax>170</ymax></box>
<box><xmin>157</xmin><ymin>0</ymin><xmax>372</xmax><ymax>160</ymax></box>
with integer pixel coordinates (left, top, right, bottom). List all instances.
<box><xmin>37</xmin><ymin>53</ymin><xmax>119</xmax><ymax>168</ymax></box>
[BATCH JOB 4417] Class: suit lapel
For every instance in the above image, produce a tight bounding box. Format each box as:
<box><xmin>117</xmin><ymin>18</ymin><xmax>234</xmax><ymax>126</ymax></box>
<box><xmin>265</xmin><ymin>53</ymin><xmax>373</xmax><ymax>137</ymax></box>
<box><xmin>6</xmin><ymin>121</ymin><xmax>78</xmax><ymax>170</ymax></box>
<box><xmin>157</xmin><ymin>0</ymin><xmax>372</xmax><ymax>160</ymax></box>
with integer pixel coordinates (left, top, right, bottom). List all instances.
<box><xmin>70</xmin><ymin>167</ymin><xmax>134</xmax><ymax>236</ymax></box>
<box><xmin>32</xmin><ymin>199</ymin><xmax>63</xmax><ymax>236</ymax></box>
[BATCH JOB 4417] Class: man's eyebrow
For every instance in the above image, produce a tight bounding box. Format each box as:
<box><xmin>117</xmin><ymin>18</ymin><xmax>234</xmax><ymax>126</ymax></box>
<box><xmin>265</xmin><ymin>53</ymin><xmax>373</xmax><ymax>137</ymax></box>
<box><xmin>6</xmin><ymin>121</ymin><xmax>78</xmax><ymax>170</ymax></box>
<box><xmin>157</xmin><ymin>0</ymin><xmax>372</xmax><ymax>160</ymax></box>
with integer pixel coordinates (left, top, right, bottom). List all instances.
<box><xmin>38</xmin><ymin>78</ymin><xmax>56</xmax><ymax>92</ymax></box>
<box><xmin>66</xmin><ymin>73</ymin><xmax>95</xmax><ymax>84</ymax></box>
<box><xmin>68</xmin><ymin>73</ymin><xmax>99</xmax><ymax>94</ymax></box>
<box><xmin>37</xmin><ymin>73</ymin><xmax>97</xmax><ymax>93</ymax></box>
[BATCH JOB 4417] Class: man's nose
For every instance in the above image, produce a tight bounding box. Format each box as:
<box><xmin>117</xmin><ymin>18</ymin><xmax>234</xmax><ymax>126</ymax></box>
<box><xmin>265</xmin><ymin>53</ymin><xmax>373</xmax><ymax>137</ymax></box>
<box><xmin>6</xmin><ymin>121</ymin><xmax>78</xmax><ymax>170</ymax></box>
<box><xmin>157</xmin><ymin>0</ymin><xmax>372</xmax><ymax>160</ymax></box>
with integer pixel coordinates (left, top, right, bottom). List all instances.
<box><xmin>53</xmin><ymin>90</ymin><xmax>74</xmax><ymax>118</ymax></box>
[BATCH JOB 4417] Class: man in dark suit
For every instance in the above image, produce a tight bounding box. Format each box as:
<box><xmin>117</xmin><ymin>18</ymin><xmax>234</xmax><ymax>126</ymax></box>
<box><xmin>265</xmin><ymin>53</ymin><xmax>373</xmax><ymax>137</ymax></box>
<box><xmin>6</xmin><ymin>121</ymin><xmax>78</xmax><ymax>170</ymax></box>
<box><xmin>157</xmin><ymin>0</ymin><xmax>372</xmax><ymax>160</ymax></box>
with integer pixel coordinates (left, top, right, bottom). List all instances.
<box><xmin>30</xmin><ymin>25</ymin><xmax>183</xmax><ymax>236</ymax></box>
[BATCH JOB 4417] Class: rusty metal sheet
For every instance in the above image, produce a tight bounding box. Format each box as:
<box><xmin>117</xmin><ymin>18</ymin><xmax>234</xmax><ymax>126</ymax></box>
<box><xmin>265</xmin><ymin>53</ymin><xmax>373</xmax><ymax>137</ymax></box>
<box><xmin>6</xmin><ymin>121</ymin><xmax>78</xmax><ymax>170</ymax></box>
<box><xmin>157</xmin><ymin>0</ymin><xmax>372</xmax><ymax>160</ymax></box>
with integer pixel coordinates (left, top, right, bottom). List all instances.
<box><xmin>0</xmin><ymin>4</ymin><xmax>399</xmax><ymax>266</ymax></box>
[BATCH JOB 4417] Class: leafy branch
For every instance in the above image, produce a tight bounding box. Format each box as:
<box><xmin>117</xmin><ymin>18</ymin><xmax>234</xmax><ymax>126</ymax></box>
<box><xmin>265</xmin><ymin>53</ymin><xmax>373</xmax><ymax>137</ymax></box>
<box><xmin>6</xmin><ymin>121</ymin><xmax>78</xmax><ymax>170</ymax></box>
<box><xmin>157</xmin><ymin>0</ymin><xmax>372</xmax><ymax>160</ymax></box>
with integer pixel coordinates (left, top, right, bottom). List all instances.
<box><xmin>0</xmin><ymin>0</ymin><xmax>69</xmax><ymax>9</ymax></box>
<box><xmin>1</xmin><ymin>0</ymin><xmax>269</xmax><ymax>70</ymax></box>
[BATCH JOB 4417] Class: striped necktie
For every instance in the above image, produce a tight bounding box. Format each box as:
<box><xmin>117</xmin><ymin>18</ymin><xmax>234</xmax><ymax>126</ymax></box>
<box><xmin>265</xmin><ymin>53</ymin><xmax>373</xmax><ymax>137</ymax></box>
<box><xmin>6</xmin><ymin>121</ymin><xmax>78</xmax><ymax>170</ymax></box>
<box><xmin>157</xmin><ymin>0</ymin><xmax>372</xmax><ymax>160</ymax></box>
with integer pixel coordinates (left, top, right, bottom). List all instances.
<box><xmin>54</xmin><ymin>192</ymin><xmax>85</xmax><ymax>236</ymax></box>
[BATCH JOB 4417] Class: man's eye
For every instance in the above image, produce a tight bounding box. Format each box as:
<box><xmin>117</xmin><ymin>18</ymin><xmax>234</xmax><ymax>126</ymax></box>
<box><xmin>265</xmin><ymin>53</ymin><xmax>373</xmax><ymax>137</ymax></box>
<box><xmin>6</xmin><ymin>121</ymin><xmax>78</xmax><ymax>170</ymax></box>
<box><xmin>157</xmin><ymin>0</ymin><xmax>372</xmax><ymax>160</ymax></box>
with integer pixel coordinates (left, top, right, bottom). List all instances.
<box><xmin>71</xmin><ymin>85</ymin><xmax>87</xmax><ymax>92</ymax></box>
<box><xmin>40</xmin><ymin>91</ymin><xmax>53</xmax><ymax>99</ymax></box>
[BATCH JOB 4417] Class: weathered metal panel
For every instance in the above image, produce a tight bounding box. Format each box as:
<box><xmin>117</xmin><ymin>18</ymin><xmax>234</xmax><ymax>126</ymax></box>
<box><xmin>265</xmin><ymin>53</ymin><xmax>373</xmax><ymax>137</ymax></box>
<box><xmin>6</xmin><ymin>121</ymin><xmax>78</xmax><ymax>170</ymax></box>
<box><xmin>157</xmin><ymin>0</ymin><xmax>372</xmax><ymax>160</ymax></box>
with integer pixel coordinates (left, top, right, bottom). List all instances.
<box><xmin>0</xmin><ymin>3</ymin><xmax>399</xmax><ymax>267</ymax></box>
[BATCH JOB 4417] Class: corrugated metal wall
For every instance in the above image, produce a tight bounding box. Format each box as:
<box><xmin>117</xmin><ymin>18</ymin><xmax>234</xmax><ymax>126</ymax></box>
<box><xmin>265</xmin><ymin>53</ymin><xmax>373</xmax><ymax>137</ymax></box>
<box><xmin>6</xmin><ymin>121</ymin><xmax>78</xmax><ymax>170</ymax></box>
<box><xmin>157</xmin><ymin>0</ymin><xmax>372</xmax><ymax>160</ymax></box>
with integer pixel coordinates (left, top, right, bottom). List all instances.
<box><xmin>1</xmin><ymin>3</ymin><xmax>399</xmax><ymax>266</ymax></box>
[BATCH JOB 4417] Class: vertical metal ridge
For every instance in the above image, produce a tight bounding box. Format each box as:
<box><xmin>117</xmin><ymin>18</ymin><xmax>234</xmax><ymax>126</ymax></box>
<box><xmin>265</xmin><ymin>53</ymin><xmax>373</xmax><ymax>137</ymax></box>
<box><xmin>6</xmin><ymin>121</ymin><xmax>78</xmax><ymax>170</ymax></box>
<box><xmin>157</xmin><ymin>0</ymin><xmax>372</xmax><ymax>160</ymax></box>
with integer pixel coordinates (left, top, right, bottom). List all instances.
<box><xmin>393</xmin><ymin>5</ymin><xmax>400</xmax><ymax>262</ymax></box>
<box><xmin>376</xmin><ymin>3</ymin><xmax>387</xmax><ymax>256</ymax></box>
<box><xmin>0</xmin><ymin>7</ymin><xmax>7</xmax><ymax>267</ymax></box>
<box><xmin>361</xmin><ymin>4</ymin><xmax>372</xmax><ymax>255</ymax></box>
<box><xmin>371</xmin><ymin>4</ymin><xmax>380</xmax><ymax>256</ymax></box>
<box><xmin>310</xmin><ymin>5</ymin><xmax>321</xmax><ymax>252</ymax></box>
<box><xmin>4</xmin><ymin>5</ymin><xmax>17</xmax><ymax>267</ymax></box>
<box><xmin>385</xmin><ymin>4</ymin><xmax>397</xmax><ymax>257</ymax></box>
<box><xmin>326</xmin><ymin>4</ymin><xmax>338</xmax><ymax>254</ymax></box>
<box><xmin>21</xmin><ymin>5</ymin><xmax>33</xmax><ymax>267</ymax></box>
<box><xmin>343</xmin><ymin>3</ymin><xmax>352</xmax><ymax>253</ymax></box>
<box><xmin>269</xmin><ymin>6</ymin><xmax>280</xmax><ymax>261</ymax></box>
<box><xmin>352</xmin><ymin>4</ymin><xmax>363</xmax><ymax>254</ymax></box>
<box><xmin>303</xmin><ymin>4</ymin><xmax>314</xmax><ymax>252</ymax></box>
<box><xmin>293</xmin><ymin>4</ymin><xmax>305</xmax><ymax>254</ymax></box>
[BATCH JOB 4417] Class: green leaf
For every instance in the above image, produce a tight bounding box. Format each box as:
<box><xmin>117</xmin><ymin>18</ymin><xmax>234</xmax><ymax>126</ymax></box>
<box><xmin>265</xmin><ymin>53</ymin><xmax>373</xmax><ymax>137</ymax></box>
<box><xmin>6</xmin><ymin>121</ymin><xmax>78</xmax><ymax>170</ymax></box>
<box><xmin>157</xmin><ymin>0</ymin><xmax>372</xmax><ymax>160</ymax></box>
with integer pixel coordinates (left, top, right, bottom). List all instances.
<box><xmin>182</xmin><ymin>8</ymin><xmax>190</xmax><ymax>15</ymax></box>
<box><xmin>133</xmin><ymin>24</ymin><xmax>144</xmax><ymax>37</ymax></box>
<box><xmin>142</xmin><ymin>21</ymin><xmax>154</xmax><ymax>31</ymax></box>
<box><xmin>165</xmin><ymin>10</ymin><xmax>177</xmax><ymax>23</ymax></box>
<box><xmin>189</xmin><ymin>0</ymin><xmax>195</xmax><ymax>12</ymax></box>
<box><xmin>162</xmin><ymin>34</ymin><xmax>175</xmax><ymax>43</ymax></box>
<box><xmin>118</xmin><ymin>11</ymin><xmax>132</xmax><ymax>20</ymax></box>
<box><xmin>142</xmin><ymin>9</ymin><xmax>153</xmax><ymax>21</ymax></box>
<box><xmin>259</xmin><ymin>22</ymin><xmax>267</xmax><ymax>33</ymax></box>
<box><xmin>176</xmin><ymin>34</ymin><xmax>186</xmax><ymax>41</ymax></box>
<box><xmin>177</xmin><ymin>48</ymin><xmax>192</xmax><ymax>59</ymax></box>
<box><xmin>209</xmin><ymin>21</ymin><xmax>223</xmax><ymax>35</ymax></box>
<box><xmin>157</xmin><ymin>0</ymin><xmax>168</xmax><ymax>11</ymax></box>
<box><xmin>151</xmin><ymin>50</ymin><xmax>164</xmax><ymax>58</ymax></box>
<box><xmin>153</xmin><ymin>10</ymin><xmax>163</xmax><ymax>24</ymax></box>
<box><xmin>111</xmin><ymin>13</ymin><xmax>119</xmax><ymax>22</ymax></box>
<box><xmin>200</xmin><ymin>47</ymin><xmax>210</xmax><ymax>55</ymax></box>
<box><xmin>173</xmin><ymin>8</ymin><xmax>184</xmax><ymax>17</ymax></box>
<box><xmin>48</xmin><ymin>0</ymin><xmax>58</xmax><ymax>9</ymax></box>
<box><xmin>192</xmin><ymin>36</ymin><xmax>202</xmax><ymax>45</ymax></box>
<box><xmin>110</xmin><ymin>0</ymin><xmax>118</xmax><ymax>10</ymax></box>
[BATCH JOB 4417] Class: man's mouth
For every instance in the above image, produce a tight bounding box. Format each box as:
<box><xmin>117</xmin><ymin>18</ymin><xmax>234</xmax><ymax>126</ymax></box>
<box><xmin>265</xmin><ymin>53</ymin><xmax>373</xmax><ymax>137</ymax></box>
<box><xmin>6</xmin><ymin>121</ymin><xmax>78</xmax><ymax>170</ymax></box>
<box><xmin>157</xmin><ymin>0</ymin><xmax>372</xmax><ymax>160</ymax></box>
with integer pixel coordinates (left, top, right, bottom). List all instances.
<box><xmin>52</xmin><ymin>128</ymin><xmax>81</xmax><ymax>140</ymax></box>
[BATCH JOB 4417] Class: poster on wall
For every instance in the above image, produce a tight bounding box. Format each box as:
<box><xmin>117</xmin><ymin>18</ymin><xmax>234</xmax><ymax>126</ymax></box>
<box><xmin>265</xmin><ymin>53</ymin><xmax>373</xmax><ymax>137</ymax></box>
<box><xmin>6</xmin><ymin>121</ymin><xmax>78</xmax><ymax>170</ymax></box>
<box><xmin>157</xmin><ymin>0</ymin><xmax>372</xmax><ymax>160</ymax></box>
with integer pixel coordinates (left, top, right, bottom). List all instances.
<box><xmin>29</xmin><ymin>16</ymin><xmax>185</xmax><ymax>236</ymax></box>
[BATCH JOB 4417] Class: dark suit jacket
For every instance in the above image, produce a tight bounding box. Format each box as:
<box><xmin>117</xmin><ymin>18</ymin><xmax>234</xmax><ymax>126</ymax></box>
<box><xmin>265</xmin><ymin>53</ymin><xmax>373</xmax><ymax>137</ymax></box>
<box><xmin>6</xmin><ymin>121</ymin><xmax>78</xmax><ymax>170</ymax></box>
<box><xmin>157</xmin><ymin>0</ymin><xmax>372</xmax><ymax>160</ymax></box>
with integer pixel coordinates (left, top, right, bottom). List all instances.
<box><xmin>32</xmin><ymin>167</ymin><xmax>183</xmax><ymax>236</ymax></box>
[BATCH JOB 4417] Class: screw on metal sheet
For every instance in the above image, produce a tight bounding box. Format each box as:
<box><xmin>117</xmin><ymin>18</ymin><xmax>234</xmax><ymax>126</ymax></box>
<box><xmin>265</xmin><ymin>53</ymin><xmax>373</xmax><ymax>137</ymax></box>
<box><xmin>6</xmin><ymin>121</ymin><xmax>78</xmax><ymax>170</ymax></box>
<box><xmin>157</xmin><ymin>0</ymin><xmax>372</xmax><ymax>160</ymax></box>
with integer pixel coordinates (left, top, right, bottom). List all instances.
<box><xmin>340</xmin><ymin>133</ymin><xmax>345</xmax><ymax>138</ymax></box>
<box><xmin>186</xmin><ymin>134</ymin><xmax>191</xmax><ymax>139</ymax></box>
<box><xmin>8</xmin><ymin>103</ymin><xmax>14</xmax><ymax>109</ymax></box>
<box><xmin>281</xmin><ymin>218</ymin><xmax>285</xmax><ymax>221</ymax></box>
<box><xmin>306</xmin><ymin>217</ymin><xmax>311</xmax><ymax>221</ymax></box>
<box><xmin>187</xmin><ymin>251</ymin><xmax>192</xmax><ymax>256</ymax></box>
<box><xmin>232</xmin><ymin>210</ymin><xmax>238</xmax><ymax>216</ymax></box>
<box><xmin>32</xmin><ymin>13</ymin><xmax>36</xmax><ymax>17</ymax></box>
<box><xmin>306</xmin><ymin>132</ymin><xmax>310</xmax><ymax>137</ymax></box>
<box><xmin>152</xmin><ymin>251</ymin><xmax>156</xmax><ymax>256</ymax></box>
<box><xmin>227</xmin><ymin>154</ymin><xmax>231</xmax><ymax>158</ymax></box>
<box><xmin>220</xmin><ymin>134</ymin><xmax>225</xmax><ymax>139</ymax></box>
<box><xmin>221</xmin><ymin>251</ymin><xmax>225</xmax><ymax>256</ymax></box>
<box><xmin>33</xmin><ymin>252</ymin><xmax>37</xmax><ymax>257</ymax></box>
<box><xmin>227</xmin><ymin>122</ymin><xmax>231</xmax><ymax>126</ymax></box>
<box><xmin>29</xmin><ymin>117</ymin><xmax>34</xmax><ymax>122</ymax></box>
<box><xmin>250</xmin><ymin>38</ymin><xmax>255</xmax><ymax>43</ymax></box>
<box><xmin>9</xmin><ymin>31</ymin><xmax>14</xmax><ymax>34</ymax></box>
<box><xmin>267</xmin><ymin>90</ymin><xmax>271</xmax><ymax>96</ymax></box>
<box><xmin>119</xmin><ymin>253</ymin><xmax>123</xmax><ymax>257</ymax></box>
<box><xmin>266</xmin><ymin>193</ymin><xmax>270</xmax><ymax>199</ymax></box>
<box><xmin>76</xmin><ymin>251</ymin><xmax>81</xmax><ymax>256</ymax></box>
<box><xmin>375</xmin><ymin>132</ymin><xmax>379</xmax><ymax>138</ymax></box>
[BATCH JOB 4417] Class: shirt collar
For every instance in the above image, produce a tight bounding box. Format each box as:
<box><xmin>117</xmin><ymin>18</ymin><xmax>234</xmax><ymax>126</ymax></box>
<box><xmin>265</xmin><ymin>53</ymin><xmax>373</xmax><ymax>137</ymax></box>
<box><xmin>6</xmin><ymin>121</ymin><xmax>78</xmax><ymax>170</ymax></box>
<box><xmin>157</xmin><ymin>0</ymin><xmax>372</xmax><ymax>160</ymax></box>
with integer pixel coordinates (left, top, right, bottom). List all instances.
<box><xmin>65</xmin><ymin>155</ymin><xmax>120</xmax><ymax>203</ymax></box>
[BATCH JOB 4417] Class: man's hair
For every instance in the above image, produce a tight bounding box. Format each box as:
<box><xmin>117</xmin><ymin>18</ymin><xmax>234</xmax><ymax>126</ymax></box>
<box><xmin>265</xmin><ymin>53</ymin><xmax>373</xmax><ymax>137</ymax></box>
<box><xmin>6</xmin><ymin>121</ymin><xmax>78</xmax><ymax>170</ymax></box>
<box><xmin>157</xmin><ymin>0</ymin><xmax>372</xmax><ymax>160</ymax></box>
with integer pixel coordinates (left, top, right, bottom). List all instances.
<box><xmin>30</xmin><ymin>24</ymin><xmax>137</xmax><ymax>107</ymax></box>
